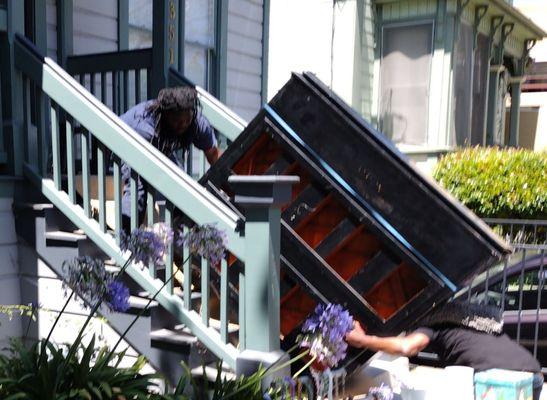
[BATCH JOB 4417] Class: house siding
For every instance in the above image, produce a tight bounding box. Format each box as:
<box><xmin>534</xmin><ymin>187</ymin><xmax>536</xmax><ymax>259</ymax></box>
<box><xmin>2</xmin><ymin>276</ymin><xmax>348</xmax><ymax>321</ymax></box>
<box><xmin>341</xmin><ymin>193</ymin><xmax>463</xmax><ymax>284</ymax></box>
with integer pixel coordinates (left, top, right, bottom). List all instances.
<box><xmin>73</xmin><ymin>0</ymin><xmax>118</xmax><ymax>55</ymax></box>
<box><xmin>226</xmin><ymin>0</ymin><xmax>264</xmax><ymax>121</ymax></box>
<box><xmin>45</xmin><ymin>0</ymin><xmax>119</xmax><ymax>60</ymax></box>
<box><xmin>382</xmin><ymin>0</ymin><xmax>437</xmax><ymax>21</ymax></box>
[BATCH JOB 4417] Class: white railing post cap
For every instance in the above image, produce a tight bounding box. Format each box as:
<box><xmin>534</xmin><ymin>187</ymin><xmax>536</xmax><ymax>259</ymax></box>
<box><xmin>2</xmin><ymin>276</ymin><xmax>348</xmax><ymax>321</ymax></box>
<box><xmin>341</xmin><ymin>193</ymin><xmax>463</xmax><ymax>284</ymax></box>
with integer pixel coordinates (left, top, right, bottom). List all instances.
<box><xmin>228</xmin><ymin>175</ymin><xmax>299</xmax><ymax>208</ymax></box>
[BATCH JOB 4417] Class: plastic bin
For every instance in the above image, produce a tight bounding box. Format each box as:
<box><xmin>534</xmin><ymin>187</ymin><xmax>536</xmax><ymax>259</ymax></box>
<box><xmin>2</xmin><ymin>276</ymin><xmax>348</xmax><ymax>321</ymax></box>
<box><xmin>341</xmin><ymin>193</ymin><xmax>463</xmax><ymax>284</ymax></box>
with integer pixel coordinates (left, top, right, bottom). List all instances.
<box><xmin>474</xmin><ymin>369</ymin><xmax>533</xmax><ymax>400</ymax></box>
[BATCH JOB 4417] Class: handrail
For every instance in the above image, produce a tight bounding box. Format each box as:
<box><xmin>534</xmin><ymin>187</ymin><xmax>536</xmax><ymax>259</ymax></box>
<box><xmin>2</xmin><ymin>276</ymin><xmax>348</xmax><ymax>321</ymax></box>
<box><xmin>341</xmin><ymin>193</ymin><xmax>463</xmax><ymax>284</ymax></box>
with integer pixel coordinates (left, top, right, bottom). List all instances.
<box><xmin>14</xmin><ymin>33</ymin><xmax>246</xmax><ymax>368</ymax></box>
<box><xmin>168</xmin><ymin>67</ymin><xmax>246</xmax><ymax>143</ymax></box>
<box><xmin>14</xmin><ymin>33</ymin><xmax>244</xmax><ymax>259</ymax></box>
<box><xmin>66</xmin><ymin>48</ymin><xmax>153</xmax><ymax>75</ymax></box>
<box><xmin>24</xmin><ymin>164</ymin><xmax>240</xmax><ymax>366</ymax></box>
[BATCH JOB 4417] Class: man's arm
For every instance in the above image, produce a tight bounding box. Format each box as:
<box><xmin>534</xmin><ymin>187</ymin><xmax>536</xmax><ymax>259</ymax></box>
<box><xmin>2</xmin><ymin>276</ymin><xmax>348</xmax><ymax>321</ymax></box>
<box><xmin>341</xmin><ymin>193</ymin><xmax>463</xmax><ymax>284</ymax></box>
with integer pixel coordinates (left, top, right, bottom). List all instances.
<box><xmin>205</xmin><ymin>146</ymin><xmax>222</xmax><ymax>164</ymax></box>
<box><xmin>192</xmin><ymin>114</ymin><xmax>221</xmax><ymax>165</ymax></box>
<box><xmin>345</xmin><ymin>322</ymin><xmax>430</xmax><ymax>357</ymax></box>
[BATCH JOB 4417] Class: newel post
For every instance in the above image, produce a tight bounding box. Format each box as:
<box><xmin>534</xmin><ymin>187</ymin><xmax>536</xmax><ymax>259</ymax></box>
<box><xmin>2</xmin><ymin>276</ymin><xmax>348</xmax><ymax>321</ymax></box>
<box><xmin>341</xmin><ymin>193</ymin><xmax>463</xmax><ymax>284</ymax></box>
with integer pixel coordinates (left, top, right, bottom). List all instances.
<box><xmin>229</xmin><ymin>175</ymin><xmax>299</xmax><ymax>376</ymax></box>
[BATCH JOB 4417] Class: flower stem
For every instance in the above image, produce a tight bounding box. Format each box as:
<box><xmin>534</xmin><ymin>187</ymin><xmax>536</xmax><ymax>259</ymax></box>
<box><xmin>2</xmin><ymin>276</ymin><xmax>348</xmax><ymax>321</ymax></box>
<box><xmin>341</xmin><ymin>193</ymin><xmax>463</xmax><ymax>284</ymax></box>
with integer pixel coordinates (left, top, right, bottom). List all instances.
<box><xmin>105</xmin><ymin>255</ymin><xmax>191</xmax><ymax>363</ymax></box>
<box><xmin>269</xmin><ymin>349</ymin><xmax>309</xmax><ymax>374</ymax></box>
<box><xmin>37</xmin><ymin>290</ymin><xmax>74</xmax><ymax>368</ymax></box>
<box><xmin>24</xmin><ymin>304</ymin><xmax>37</xmax><ymax>340</ymax></box>
<box><xmin>222</xmin><ymin>350</ymin><xmax>311</xmax><ymax>400</ymax></box>
<box><xmin>293</xmin><ymin>354</ymin><xmax>316</xmax><ymax>379</ymax></box>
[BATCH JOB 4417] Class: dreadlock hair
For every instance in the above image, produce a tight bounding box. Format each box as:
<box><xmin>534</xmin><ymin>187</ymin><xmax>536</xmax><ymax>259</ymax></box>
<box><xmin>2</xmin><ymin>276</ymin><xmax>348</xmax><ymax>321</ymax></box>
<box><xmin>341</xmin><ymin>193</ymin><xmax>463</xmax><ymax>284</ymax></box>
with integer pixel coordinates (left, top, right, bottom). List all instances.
<box><xmin>146</xmin><ymin>86</ymin><xmax>201</xmax><ymax>135</ymax></box>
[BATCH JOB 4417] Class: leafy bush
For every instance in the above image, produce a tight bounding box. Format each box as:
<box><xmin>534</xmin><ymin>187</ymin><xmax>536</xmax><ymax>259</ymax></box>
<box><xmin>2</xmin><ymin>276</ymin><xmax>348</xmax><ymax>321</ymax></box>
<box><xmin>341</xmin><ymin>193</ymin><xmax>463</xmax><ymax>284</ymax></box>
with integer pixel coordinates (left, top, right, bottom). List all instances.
<box><xmin>433</xmin><ymin>147</ymin><xmax>547</xmax><ymax>219</ymax></box>
<box><xmin>0</xmin><ymin>337</ymin><xmax>163</xmax><ymax>399</ymax></box>
<box><xmin>0</xmin><ymin>339</ymin><xmax>308</xmax><ymax>399</ymax></box>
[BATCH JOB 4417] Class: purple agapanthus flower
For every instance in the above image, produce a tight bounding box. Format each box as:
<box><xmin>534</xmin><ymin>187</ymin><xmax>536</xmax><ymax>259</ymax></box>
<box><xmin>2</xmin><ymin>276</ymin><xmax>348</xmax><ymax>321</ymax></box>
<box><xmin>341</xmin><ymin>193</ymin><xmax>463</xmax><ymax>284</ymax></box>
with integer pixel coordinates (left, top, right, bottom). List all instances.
<box><xmin>63</xmin><ymin>256</ymin><xmax>113</xmax><ymax>309</ymax></box>
<box><xmin>106</xmin><ymin>281</ymin><xmax>130</xmax><ymax>312</ymax></box>
<box><xmin>176</xmin><ymin>223</ymin><xmax>227</xmax><ymax>266</ymax></box>
<box><xmin>298</xmin><ymin>303</ymin><xmax>353</xmax><ymax>369</ymax></box>
<box><xmin>121</xmin><ymin>223</ymin><xmax>173</xmax><ymax>266</ymax></box>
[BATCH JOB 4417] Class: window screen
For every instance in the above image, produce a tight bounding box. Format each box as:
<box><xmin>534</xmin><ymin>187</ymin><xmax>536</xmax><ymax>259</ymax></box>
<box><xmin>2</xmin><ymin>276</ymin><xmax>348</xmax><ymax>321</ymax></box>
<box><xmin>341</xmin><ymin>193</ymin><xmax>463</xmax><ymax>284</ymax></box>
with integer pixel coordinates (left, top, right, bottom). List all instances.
<box><xmin>379</xmin><ymin>23</ymin><xmax>433</xmax><ymax>146</ymax></box>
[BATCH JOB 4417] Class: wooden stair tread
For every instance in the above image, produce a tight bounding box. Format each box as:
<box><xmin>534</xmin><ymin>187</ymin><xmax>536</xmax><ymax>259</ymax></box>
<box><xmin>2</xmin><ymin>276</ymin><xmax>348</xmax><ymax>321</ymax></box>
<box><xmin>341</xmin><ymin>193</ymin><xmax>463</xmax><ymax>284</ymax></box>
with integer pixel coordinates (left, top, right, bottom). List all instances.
<box><xmin>45</xmin><ymin>230</ymin><xmax>87</xmax><ymax>242</ymax></box>
<box><xmin>150</xmin><ymin>328</ymin><xmax>198</xmax><ymax>346</ymax></box>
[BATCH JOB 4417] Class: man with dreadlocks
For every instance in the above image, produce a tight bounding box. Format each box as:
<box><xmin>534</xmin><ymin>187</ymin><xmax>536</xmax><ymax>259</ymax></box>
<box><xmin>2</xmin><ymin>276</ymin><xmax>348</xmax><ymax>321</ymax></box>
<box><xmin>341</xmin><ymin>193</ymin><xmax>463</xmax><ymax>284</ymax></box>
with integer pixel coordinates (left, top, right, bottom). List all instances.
<box><xmin>345</xmin><ymin>301</ymin><xmax>543</xmax><ymax>399</ymax></box>
<box><xmin>119</xmin><ymin>87</ymin><xmax>220</xmax><ymax>229</ymax></box>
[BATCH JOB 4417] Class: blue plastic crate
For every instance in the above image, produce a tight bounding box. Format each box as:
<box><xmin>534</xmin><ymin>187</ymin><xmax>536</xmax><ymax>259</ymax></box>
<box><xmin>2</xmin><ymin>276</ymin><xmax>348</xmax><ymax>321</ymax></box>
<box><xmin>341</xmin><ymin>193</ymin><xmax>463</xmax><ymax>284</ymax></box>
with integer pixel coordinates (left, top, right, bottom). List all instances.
<box><xmin>474</xmin><ymin>369</ymin><xmax>533</xmax><ymax>400</ymax></box>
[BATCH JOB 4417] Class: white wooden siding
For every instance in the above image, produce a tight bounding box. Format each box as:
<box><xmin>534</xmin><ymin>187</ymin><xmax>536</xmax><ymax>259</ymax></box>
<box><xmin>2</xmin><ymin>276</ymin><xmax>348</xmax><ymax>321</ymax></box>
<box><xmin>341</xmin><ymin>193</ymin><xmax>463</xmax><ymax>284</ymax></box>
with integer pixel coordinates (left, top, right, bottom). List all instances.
<box><xmin>226</xmin><ymin>0</ymin><xmax>264</xmax><ymax>121</ymax></box>
<box><xmin>73</xmin><ymin>0</ymin><xmax>118</xmax><ymax>55</ymax></box>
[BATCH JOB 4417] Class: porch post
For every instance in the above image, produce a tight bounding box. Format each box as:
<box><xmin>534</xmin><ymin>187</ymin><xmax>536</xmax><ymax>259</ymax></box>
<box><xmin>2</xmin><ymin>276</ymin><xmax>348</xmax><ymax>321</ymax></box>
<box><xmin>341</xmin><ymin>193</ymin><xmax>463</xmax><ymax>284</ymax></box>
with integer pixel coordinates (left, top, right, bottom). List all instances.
<box><xmin>57</xmin><ymin>0</ymin><xmax>73</xmax><ymax>68</ymax></box>
<box><xmin>508</xmin><ymin>75</ymin><xmax>524</xmax><ymax>148</ymax></box>
<box><xmin>213</xmin><ymin>0</ymin><xmax>228</xmax><ymax>102</ymax></box>
<box><xmin>470</xmin><ymin>5</ymin><xmax>488</xmax><ymax>143</ymax></box>
<box><xmin>486</xmin><ymin>21</ymin><xmax>512</xmax><ymax>145</ymax></box>
<box><xmin>509</xmin><ymin>41</ymin><xmax>534</xmax><ymax>148</ymax></box>
<box><xmin>229</xmin><ymin>175</ymin><xmax>298</xmax><ymax>375</ymax></box>
<box><xmin>118</xmin><ymin>0</ymin><xmax>129</xmax><ymax>51</ymax></box>
<box><xmin>34</xmin><ymin>0</ymin><xmax>47</xmax><ymax>54</ymax></box>
<box><xmin>151</xmin><ymin>0</ymin><xmax>179</xmax><ymax>97</ymax></box>
<box><xmin>1</xmin><ymin>0</ymin><xmax>24</xmax><ymax>174</ymax></box>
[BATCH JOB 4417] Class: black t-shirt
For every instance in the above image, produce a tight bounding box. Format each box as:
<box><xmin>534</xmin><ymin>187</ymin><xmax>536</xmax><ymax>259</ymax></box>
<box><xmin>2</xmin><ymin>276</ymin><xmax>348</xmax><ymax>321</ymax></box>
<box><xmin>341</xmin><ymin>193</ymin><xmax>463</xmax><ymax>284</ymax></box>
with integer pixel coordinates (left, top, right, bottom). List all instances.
<box><xmin>415</xmin><ymin>325</ymin><xmax>541</xmax><ymax>373</ymax></box>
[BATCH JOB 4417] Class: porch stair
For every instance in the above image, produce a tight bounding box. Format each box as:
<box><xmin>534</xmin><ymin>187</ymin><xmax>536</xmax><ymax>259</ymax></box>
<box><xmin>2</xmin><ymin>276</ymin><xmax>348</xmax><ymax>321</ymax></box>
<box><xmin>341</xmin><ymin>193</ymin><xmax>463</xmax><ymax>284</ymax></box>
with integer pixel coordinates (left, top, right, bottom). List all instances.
<box><xmin>13</xmin><ymin>33</ymin><xmax>249</xmax><ymax>382</ymax></box>
<box><xmin>13</xmin><ymin>191</ymin><xmax>219</xmax><ymax>385</ymax></box>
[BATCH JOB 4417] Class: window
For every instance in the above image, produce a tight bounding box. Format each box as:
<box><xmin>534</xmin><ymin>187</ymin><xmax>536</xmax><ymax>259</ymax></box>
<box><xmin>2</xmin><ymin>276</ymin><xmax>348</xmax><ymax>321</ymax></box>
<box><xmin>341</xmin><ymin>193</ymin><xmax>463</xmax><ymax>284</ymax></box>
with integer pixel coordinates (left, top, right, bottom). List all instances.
<box><xmin>128</xmin><ymin>0</ymin><xmax>153</xmax><ymax>49</ymax></box>
<box><xmin>379</xmin><ymin>23</ymin><xmax>433</xmax><ymax>146</ymax></box>
<box><xmin>128</xmin><ymin>0</ymin><xmax>215</xmax><ymax>88</ymax></box>
<box><xmin>184</xmin><ymin>1</ymin><xmax>214</xmax><ymax>88</ymax></box>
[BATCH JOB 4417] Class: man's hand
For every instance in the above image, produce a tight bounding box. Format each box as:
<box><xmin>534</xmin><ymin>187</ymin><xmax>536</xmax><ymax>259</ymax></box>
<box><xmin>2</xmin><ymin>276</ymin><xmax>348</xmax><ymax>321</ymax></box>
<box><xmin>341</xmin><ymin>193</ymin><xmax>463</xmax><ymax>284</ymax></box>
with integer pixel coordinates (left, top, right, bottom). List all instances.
<box><xmin>205</xmin><ymin>146</ymin><xmax>222</xmax><ymax>165</ymax></box>
<box><xmin>345</xmin><ymin>321</ymin><xmax>368</xmax><ymax>348</ymax></box>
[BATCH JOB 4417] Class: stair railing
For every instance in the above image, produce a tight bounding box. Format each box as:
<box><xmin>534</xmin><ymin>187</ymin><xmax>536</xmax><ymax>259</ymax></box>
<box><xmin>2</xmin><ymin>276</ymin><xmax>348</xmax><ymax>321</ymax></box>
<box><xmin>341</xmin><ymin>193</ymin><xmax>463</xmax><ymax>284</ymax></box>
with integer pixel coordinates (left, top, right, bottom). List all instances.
<box><xmin>63</xmin><ymin>49</ymin><xmax>246</xmax><ymax>180</ymax></box>
<box><xmin>13</xmin><ymin>33</ymin><xmax>281</xmax><ymax>371</ymax></box>
<box><xmin>66</xmin><ymin>48</ymin><xmax>153</xmax><ymax>115</ymax></box>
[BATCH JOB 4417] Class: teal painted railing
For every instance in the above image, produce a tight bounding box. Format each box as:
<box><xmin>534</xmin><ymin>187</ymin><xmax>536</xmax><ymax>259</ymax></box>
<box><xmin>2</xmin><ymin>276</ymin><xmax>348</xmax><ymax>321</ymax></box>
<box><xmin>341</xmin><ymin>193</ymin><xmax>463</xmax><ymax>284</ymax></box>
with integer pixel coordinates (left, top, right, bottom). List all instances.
<box><xmin>65</xmin><ymin>49</ymin><xmax>246</xmax><ymax>180</ymax></box>
<box><xmin>66</xmin><ymin>48</ymin><xmax>153</xmax><ymax>115</ymax></box>
<box><xmin>13</xmin><ymin>34</ymin><xmax>256</xmax><ymax>368</ymax></box>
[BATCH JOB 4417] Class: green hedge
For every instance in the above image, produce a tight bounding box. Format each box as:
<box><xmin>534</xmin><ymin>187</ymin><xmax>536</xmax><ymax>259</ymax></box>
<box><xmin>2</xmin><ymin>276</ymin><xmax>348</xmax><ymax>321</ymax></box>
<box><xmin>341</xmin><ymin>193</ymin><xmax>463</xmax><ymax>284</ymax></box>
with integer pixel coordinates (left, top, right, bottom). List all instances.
<box><xmin>433</xmin><ymin>147</ymin><xmax>547</xmax><ymax>220</ymax></box>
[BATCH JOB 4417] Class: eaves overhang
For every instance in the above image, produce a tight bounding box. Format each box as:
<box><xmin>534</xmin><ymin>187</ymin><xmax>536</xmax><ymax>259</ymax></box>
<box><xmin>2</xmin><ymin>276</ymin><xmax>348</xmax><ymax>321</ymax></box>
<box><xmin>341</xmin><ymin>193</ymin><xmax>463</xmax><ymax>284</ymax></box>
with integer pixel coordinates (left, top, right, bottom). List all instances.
<box><xmin>375</xmin><ymin>0</ymin><xmax>547</xmax><ymax>39</ymax></box>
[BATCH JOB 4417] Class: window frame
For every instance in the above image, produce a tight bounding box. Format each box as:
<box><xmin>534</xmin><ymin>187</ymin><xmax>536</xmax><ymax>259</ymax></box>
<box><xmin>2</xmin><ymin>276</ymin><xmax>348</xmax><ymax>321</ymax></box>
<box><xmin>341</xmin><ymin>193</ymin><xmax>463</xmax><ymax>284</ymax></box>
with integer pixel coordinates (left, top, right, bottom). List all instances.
<box><xmin>378</xmin><ymin>19</ymin><xmax>435</xmax><ymax>147</ymax></box>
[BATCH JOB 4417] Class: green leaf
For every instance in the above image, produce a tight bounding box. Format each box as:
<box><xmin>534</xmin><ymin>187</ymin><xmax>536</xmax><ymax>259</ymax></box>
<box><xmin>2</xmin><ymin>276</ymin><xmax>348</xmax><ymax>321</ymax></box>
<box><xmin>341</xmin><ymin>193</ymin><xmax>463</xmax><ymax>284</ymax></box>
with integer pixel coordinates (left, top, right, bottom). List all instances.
<box><xmin>4</xmin><ymin>393</ymin><xmax>28</xmax><ymax>400</ymax></box>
